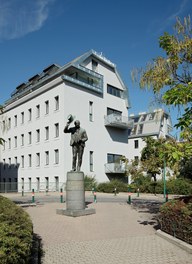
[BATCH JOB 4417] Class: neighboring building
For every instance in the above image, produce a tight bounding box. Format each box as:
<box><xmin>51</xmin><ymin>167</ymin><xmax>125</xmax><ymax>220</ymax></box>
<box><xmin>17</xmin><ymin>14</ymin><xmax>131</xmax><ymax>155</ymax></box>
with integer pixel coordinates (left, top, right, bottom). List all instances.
<box><xmin>0</xmin><ymin>50</ymin><xmax>133</xmax><ymax>192</ymax></box>
<box><xmin>126</xmin><ymin>109</ymin><xmax>173</xmax><ymax>183</ymax></box>
<box><xmin>127</xmin><ymin>109</ymin><xmax>173</xmax><ymax>162</ymax></box>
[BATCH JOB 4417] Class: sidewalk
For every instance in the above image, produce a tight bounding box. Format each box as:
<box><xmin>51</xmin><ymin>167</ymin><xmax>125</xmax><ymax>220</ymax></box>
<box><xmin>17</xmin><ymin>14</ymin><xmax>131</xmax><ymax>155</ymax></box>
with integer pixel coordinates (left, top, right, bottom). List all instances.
<box><xmin>25</xmin><ymin>199</ymin><xmax>192</xmax><ymax>264</ymax></box>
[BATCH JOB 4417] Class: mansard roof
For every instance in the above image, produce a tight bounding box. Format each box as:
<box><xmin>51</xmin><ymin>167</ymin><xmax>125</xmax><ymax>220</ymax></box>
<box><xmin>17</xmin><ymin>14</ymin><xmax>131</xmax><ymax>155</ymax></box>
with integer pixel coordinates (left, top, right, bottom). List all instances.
<box><xmin>5</xmin><ymin>50</ymin><xmax>130</xmax><ymax>108</ymax></box>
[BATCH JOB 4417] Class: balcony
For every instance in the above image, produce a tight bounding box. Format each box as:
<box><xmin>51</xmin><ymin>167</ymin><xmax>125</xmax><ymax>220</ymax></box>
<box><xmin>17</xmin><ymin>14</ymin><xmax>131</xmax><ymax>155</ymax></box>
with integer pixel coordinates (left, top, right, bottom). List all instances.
<box><xmin>62</xmin><ymin>65</ymin><xmax>103</xmax><ymax>94</ymax></box>
<box><xmin>105</xmin><ymin>163</ymin><xmax>126</xmax><ymax>174</ymax></box>
<box><xmin>104</xmin><ymin>114</ymin><xmax>134</xmax><ymax>129</ymax></box>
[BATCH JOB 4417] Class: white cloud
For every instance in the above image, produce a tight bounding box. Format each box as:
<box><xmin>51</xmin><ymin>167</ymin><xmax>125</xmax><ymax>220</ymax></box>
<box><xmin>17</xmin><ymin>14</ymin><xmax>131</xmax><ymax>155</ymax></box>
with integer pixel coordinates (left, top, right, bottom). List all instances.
<box><xmin>0</xmin><ymin>0</ymin><xmax>55</xmax><ymax>40</ymax></box>
<box><xmin>167</xmin><ymin>0</ymin><xmax>189</xmax><ymax>22</ymax></box>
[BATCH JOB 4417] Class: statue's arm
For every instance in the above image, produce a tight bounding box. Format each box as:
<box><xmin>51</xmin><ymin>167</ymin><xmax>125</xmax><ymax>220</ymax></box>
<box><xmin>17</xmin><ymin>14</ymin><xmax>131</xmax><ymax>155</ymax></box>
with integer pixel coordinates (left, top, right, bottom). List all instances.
<box><xmin>64</xmin><ymin>123</ymin><xmax>71</xmax><ymax>133</ymax></box>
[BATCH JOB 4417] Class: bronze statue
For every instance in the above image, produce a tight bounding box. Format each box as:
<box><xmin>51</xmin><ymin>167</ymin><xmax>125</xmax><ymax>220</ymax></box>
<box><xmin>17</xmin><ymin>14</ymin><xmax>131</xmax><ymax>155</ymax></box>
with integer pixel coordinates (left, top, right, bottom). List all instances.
<box><xmin>64</xmin><ymin>118</ymin><xmax>88</xmax><ymax>171</ymax></box>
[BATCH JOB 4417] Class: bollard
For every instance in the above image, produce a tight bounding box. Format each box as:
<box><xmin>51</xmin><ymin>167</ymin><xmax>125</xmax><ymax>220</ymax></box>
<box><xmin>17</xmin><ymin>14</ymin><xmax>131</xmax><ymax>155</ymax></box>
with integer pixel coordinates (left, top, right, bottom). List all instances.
<box><xmin>60</xmin><ymin>188</ymin><xmax>63</xmax><ymax>203</ymax></box>
<box><xmin>22</xmin><ymin>185</ymin><xmax>24</xmax><ymax>197</ymax></box>
<box><xmin>32</xmin><ymin>189</ymin><xmax>35</xmax><ymax>203</ymax></box>
<box><xmin>137</xmin><ymin>188</ymin><xmax>140</xmax><ymax>197</ymax></box>
<box><xmin>165</xmin><ymin>191</ymin><xmax>168</xmax><ymax>202</ymax></box>
<box><xmin>114</xmin><ymin>188</ymin><xmax>117</xmax><ymax>196</ymax></box>
<box><xmin>94</xmin><ymin>191</ymin><xmax>97</xmax><ymax>203</ymax></box>
<box><xmin>127</xmin><ymin>187</ymin><xmax>131</xmax><ymax>204</ymax></box>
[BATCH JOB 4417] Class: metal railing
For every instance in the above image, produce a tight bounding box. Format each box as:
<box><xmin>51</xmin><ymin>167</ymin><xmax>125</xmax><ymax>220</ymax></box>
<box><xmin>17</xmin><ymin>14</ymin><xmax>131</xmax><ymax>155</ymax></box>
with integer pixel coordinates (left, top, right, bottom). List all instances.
<box><xmin>0</xmin><ymin>182</ymin><xmax>65</xmax><ymax>193</ymax></box>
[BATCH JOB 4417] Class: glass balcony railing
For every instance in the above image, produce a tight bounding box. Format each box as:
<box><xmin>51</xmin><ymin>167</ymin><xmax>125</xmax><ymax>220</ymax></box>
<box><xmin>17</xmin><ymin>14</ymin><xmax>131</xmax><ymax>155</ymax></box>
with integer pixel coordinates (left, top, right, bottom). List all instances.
<box><xmin>104</xmin><ymin>163</ymin><xmax>126</xmax><ymax>173</ymax></box>
<box><xmin>104</xmin><ymin>114</ymin><xmax>134</xmax><ymax>129</ymax></box>
<box><xmin>62</xmin><ymin>74</ymin><xmax>103</xmax><ymax>94</ymax></box>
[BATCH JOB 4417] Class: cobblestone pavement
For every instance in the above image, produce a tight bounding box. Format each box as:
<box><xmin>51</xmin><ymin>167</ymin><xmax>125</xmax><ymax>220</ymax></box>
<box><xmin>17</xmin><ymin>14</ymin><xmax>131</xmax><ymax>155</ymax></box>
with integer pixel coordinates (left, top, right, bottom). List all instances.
<box><xmin>25</xmin><ymin>199</ymin><xmax>192</xmax><ymax>264</ymax></box>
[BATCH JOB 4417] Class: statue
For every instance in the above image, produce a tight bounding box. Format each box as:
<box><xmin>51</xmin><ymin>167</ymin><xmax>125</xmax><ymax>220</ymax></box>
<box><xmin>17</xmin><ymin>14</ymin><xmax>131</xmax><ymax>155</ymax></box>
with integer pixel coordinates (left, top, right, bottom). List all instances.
<box><xmin>64</xmin><ymin>117</ymin><xmax>88</xmax><ymax>172</ymax></box>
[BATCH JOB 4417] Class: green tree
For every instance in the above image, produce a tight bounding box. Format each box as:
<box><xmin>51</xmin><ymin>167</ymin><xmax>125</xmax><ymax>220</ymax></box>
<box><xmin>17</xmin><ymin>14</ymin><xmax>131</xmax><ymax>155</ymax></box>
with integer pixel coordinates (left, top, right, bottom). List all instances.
<box><xmin>132</xmin><ymin>16</ymin><xmax>192</xmax><ymax>134</ymax></box>
<box><xmin>140</xmin><ymin>137</ymin><xmax>165</xmax><ymax>181</ymax></box>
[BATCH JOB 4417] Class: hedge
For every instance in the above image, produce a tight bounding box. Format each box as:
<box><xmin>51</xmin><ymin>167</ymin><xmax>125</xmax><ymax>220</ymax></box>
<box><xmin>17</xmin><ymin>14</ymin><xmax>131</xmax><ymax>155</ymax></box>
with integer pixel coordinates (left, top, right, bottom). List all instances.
<box><xmin>0</xmin><ymin>196</ymin><xmax>33</xmax><ymax>264</ymax></box>
<box><xmin>159</xmin><ymin>196</ymin><xmax>192</xmax><ymax>244</ymax></box>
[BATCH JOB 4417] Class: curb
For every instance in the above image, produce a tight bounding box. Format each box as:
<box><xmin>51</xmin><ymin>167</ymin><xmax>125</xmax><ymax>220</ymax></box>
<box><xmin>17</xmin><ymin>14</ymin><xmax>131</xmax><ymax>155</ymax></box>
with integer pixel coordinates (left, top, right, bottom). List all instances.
<box><xmin>156</xmin><ymin>229</ymin><xmax>192</xmax><ymax>254</ymax></box>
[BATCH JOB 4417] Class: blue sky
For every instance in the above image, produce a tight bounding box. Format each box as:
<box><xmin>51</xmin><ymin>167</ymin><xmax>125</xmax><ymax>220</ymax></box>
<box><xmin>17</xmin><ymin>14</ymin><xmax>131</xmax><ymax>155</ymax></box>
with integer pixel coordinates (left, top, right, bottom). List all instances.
<box><xmin>0</xmin><ymin>0</ymin><xmax>191</xmax><ymax>135</ymax></box>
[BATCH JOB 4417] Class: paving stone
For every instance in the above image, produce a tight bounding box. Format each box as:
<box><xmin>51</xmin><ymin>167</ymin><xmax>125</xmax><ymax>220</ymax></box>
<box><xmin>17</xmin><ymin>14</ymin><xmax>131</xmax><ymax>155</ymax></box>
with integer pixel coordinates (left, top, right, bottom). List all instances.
<box><xmin>23</xmin><ymin>198</ymin><xmax>192</xmax><ymax>264</ymax></box>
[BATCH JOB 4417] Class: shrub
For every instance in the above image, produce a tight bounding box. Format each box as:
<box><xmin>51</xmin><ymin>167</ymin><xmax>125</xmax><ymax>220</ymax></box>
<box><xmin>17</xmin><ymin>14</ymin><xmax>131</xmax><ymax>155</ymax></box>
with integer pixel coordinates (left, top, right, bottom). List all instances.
<box><xmin>97</xmin><ymin>180</ymin><xmax>127</xmax><ymax>193</ymax></box>
<box><xmin>84</xmin><ymin>175</ymin><xmax>98</xmax><ymax>191</ymax></box>
<box><xmin>134</xmin><ymin>178</ymin><xmax>192</xmax><ymax>195</ymax></box>
<box><xmin>166</xmin><ymin>178</ymin><xmax>192</xmax><ymax>195</ymax></box>
<box><xmin>0</xmin><ymin>196</ymin><xmax>33</xmax><ymax>264</ymax></box>
<box><xmin>159</xmin><ymin>196</ymin><xmax>192</xmax><ymax>244</ymax></box>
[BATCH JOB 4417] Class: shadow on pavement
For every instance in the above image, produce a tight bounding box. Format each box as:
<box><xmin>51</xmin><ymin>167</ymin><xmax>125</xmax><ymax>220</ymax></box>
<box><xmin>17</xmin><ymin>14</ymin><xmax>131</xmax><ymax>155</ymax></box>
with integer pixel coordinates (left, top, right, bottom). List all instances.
<box><xmin>131</xmin><ymin>198</ymin><xmax>163</xmax><ymax>230</ymax></box>
<box><xmin>29</xmin><ymin>233</ymin><xmax>44</xmax><ymax>264</ymax></box>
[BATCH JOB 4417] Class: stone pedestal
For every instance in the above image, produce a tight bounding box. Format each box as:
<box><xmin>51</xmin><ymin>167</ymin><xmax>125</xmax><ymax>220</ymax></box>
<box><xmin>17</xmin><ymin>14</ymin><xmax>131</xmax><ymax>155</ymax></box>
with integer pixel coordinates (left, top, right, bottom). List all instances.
<box><xmin>56</xmin><ymin>171</ymin><xmax>96</xmax><ymax>217</ymax></box>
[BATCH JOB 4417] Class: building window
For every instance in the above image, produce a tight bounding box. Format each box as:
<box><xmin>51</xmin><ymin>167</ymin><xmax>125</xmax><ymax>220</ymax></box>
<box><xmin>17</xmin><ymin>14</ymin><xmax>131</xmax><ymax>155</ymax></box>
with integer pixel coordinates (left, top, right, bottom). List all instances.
<box><xmin>36</xmin><ymin>129</ymin><xmax>40</xmax><ymax>142</ymax></box>
<box><xmin>55</xmin><ymin>123</ymin><xmax>59</xmax><ymax>138</ymax></box>
<box><xmin>36</xmin><ymin>153</ymin><xmax>40</xmax><ymax>167</ymax></box>
<box><xmin>107</xmin><ymin>107</ymin><xmax>122</xmax><ymax>116</ymax></box>
<box><xmin>21</xmin><ymin>155</ymin><xmax>24</xmax><ymax>168</ymax></box>
<box><xmin>45</xmin><ymin>100</ymin><xmax>49</xmax><ymax>115</ymax></box>
<box><xmin>140</xmin><ymin>114</ymin><xmax>147</xmax><ymax>122</ymax></box>
<box><xmin>55</xmin><ymin>96</ymin><xmax>59</xmax><ymax>110</ymax></box>
<box><xmin>14</xmin><ymin>136</ymin><xmax>17</xmax><ymax>148</ymax></box>
<box><xmin>21</xmin><ymin>112</ymin><xmax>24</xmax><ymax>124</ymax></box>
<box><xmin>138</xmin><ymin>124</ymin><xmax>143</xmax><ymax>134</ymax></box>
<box><xmin>28</xmin><ymin>108</ymin><xmax>32</xmax><ymax>121</ymax></box>
<box><xmin>8</xmin><ymin>158</ymin><xmax>11</xmax><ymax>168</ymax></box>
<box><xmin>28</xmin><ymin>132</ymin><xmax>32</xmax><ymax>144</ymax></box>
<box><xmin>28</xmin><ymin>178</ymin><xmax>32</xmax><ymax>191</ymax></box>
<box><xmin>15</xmin><ymin>157</ymin><xmax>18</xmax><ymax>168</ymax></box>
<box><xmin>92</xmin><ymin>59</ymin><xmax>98</xmax><ymax>72</ymax></box>
<box><xmin>8</xmin><ymin>118</ymin><xmax>11</xmax><ymax>129</ymax></box>
<box><xmin>36</xmin><ymin>105</ymin><xmax>40</xmax><ymax>118</ymax></box>
<box><xmin>45</xmin><ymin>151</ymin><xmax>49</xmax><ymax>165</ymax></box>
<box><xmin>45</xmin><ymin>177</ymin><xmax>49</xmax><ymax>190</ymax></box>
<box><xmin>55</xmin><ymin>176</ymin><xmax>59</xmax><ymax>191</ymax></box>
<box><xmin>3</xmin><ymin>141</ymin><xmax>5</xmax><ymax>150</ymax></box>
<box><xmin>3</xmin><ymin>120</ymin><xmax>5</xmax><ymax>131</ymax></box>
<box><xmin>3</xmin><ymin>159</ymin><xmax>5</xmax><ymax>170</ymax></box>
<box><xmin>90</xmin><ymin>151</ymin><xmax>94</xmax><ymax>171</ymax></box>
<box><xmin>14</xmin><ymin>115</ymin><xmax>17</xmax><ymax>126</ymax></box>
<box><xmin>107</xmin><ymin>153</ymin><xmax>122</xmax><ymax>163</ymax></box>
<box><xmin>107</xmin><ymin>84</ymin><xmax>123</xmax><ymax>98</ymax></box>
<box><xmin>28</xmin><ymin>154</ymin><xmax>32</xmax><ymax>167</ymax></box>
<box><xmin>21</xmin><ymin>134</ymin><xmax>24</xmax><ymax>146</ymax></box>
<box><xmin>148</xmin><ymin>113</ymin><xmax>155</xmax><ymax>120</ymax></box>
<box><xmin>8</xmin><ymin>138</ymin><xmax>11</xmax><ymax>149</ymax></box>
<box><xmin>54</xmin><ymin>149</ymin><xmax>59</xmax><ymax>164</ymax></box>
<box><xmin>89</xmin><ymin>101</ymin><xmax>93</xmax><ymax>121</ymax></box>
<box><xmin>134</xmin><ymin>140</ymin><xmax>139</xmax><ymax>149</ymax></box>
<box><xmin>45</xmin><ymin>126</ymin><xmax>49</xmax><ymax>140</ymax></box>
<box><xmin>36</xmin><ymin>177</ymin><xmax>40</xmax><ymax>191</ymax></box>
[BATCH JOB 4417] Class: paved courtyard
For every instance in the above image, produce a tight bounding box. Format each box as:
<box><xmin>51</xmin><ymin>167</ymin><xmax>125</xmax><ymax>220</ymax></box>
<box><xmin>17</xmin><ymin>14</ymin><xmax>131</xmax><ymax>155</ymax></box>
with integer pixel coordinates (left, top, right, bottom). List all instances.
<box><xmin>24</xmin><ymin>195</ymin><xmax>192</xmax><ymax>264</ymax></box>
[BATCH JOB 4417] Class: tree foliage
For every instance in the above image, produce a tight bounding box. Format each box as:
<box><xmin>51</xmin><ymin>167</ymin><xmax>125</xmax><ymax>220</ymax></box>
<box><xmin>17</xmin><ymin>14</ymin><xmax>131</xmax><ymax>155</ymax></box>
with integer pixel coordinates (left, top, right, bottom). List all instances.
<box><xmin>140</xmin><ymin>137</ymin><xmax>166</xmax><ymax>181</ymax></box>
<box><xmin>132</xmin><ymin>16</ymin><xmax>192</xmax><ymax>133</ymax></box>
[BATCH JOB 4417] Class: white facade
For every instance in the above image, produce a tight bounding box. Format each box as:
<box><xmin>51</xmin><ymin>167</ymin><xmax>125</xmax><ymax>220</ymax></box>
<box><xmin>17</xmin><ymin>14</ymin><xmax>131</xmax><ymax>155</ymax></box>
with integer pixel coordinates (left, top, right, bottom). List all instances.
<box><xmin>0</xmin><ymin>50</ymin><xmax>132</xmax><ymax>191</ymax></box>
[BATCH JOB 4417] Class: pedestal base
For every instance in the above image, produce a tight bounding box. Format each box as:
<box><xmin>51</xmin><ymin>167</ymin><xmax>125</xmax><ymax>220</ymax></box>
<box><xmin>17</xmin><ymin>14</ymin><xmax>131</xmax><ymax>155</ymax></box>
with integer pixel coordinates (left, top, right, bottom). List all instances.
<box><xmin>56</xmin><ymin>171</ymin><xmax>96</xmax><ymax>217</ymax></box>
<box><xmin>56</xmin><ymin>208</ymin><xmax>96</xmax><ymax>217</ymax></box>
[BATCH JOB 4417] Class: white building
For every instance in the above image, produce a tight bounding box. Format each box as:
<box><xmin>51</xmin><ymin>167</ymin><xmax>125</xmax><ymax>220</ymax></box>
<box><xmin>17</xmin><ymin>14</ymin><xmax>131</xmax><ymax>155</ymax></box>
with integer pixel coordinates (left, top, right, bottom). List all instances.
<box><xmin>127</xmin><ymin>109</ymin><xmax>173</xmax><ymax>162</ymax></box>
<box><xmin>0</xmin><ymin>50</ymin><xmax>133</xmax><ymax>192</ymax></box>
